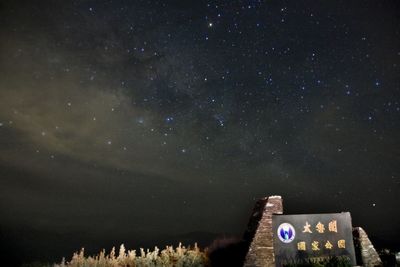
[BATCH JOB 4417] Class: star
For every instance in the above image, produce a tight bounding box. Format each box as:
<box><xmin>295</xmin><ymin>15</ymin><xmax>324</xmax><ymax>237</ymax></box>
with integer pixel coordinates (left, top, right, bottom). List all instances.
<box><xmin>165</xmin><ymin>116</ymin><xmax>174</xmax><ymax>123</ymax></box>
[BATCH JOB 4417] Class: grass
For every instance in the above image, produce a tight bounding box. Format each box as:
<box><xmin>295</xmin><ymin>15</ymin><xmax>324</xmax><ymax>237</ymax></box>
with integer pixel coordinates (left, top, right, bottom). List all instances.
<box><xmin>53</xmin><ymin>243</ymin><xmax>208</xmax><ymax>267</ymax></box>
<box><xmin>282</xmin><ymin>256</ymin><xmax>353</xmax><ymax>267</ymax></box>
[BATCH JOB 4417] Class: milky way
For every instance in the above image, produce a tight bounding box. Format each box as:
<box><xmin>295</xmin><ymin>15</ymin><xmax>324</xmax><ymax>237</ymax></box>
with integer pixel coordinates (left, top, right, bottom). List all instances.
<box><xmin>0</xmin><ymin>0</ymin><xmax>399</xmax><ymax>264</ymax></box>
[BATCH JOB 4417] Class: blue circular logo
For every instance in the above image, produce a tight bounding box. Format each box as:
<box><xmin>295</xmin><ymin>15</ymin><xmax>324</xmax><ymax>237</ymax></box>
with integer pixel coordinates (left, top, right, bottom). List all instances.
<box><xmin>277</xmin><ymin>223</ymin><xmax>296</xmax><ymax>243</ymax></box>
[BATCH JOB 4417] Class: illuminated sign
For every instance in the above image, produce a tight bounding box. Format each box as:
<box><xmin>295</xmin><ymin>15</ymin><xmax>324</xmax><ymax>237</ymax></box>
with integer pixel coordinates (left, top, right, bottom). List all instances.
<box><xmin>272</xmin><ymin>212</ymin><xmax>356</xmax><ymax>266</ymax></box>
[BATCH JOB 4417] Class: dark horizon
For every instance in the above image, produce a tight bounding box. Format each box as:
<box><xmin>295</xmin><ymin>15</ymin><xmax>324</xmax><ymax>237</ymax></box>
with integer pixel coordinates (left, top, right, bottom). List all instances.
<box><xmin>0</xmin><ymin>0</ymin><xmax>399</xmax><ymax>265</ymax></box>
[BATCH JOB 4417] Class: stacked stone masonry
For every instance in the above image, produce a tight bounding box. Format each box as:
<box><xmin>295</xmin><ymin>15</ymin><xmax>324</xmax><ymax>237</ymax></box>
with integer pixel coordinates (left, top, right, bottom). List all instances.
<box><xmin>353</xmin><ymin>227</ymin><xmax>383</xmax><ymax>267</ymax></box>
<box><xmin>243</xmin><ymin>196</ymin><xmax>283</xmax><ymax>267</ymax></box>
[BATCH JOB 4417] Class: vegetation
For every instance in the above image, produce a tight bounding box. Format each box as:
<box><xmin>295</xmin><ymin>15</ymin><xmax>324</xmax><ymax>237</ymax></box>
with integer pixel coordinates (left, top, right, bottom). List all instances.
<box><xmin>53</xmin><ymin>243</ymin><xmax>208</xmax><ymax>267</ymax></box>
<box><xmin>283</xmin><ymin>256</ymin><xmax>352</xmax><ymax>267</ymax></box>
<box><xmin>23</xmin><ymin>241</ymin><xmax>364</xmax><ymax>267</ymax></box>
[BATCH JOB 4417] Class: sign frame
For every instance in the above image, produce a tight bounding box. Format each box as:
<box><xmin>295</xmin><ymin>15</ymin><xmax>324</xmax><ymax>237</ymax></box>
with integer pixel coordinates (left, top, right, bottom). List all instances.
<box><xmin>272</xmin><ymin>212</ymin><xmax>356</xmax><ymax>266</ymax></box>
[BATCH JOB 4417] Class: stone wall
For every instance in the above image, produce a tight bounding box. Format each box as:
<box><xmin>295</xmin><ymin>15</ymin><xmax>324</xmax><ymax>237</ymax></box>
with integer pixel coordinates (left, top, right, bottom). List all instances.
<box><xmin>243</xmin><ymin>196</ymin><xmax>283</xmax><ymax>267</ymax></box>
<box><xmin>353</xmin><ymin>227</ymin><xmax>383</xmax><ymax>267</ymax></box>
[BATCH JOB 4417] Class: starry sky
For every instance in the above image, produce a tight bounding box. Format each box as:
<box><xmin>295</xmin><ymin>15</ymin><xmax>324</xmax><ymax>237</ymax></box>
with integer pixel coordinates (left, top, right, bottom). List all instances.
<box><xmin>0</xmin><ymin>0</ymin><xmax>399</xmax><ymax>264</ymax></box>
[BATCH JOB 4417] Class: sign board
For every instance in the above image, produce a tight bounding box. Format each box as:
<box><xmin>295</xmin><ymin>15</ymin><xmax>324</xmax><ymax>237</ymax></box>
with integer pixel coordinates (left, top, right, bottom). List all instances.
<box><xmin>272</xmin><ymin>212</ymin><xmax>356</xmax><ymax>266</ymax></box>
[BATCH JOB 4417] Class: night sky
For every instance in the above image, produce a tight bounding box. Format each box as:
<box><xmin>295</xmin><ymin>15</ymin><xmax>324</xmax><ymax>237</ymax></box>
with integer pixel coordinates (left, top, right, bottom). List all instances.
<box><xmin>0</xmin><ymin>0</ymin><xmax>399</xmax><ymax>264</ymax></box>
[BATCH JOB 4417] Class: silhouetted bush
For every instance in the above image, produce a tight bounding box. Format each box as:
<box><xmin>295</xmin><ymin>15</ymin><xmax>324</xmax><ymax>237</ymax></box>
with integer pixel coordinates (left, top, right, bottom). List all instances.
<box><xmin>283</xmin><ymin>256</ymin><xmax>352</xmax><ymax>267</ymax></box>
<box><xmin>207</xmin><ymin>237</ymin><xmax>248</xmax><ymax>267</ymax></box>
